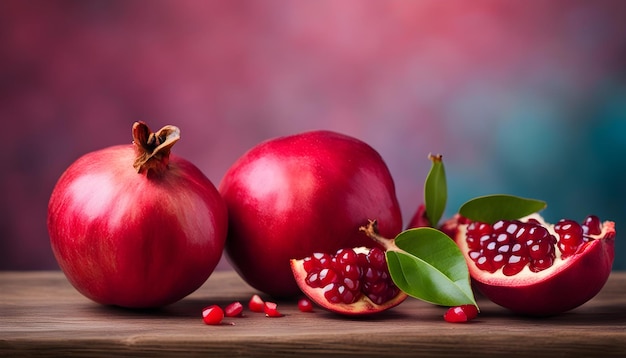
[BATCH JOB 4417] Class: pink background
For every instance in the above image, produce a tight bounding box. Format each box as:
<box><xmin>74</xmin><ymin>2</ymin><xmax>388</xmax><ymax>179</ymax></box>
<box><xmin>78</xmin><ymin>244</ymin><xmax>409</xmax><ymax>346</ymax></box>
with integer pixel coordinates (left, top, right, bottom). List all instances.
<box><xmin>2</xmin><ymin>0</ymin><xmax>626</xmax><ymax>271</ymax></box>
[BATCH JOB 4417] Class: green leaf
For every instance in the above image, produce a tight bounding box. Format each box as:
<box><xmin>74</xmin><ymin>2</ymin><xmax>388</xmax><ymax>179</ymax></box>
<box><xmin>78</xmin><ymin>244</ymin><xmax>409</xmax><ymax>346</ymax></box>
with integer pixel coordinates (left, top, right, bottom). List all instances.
<box><xmin>386</xmin><ymin>227</ymin><xmax>476</xmax><ymax>307</ymax></box>
<box><xmin>424</xmin><ymin>154</ymin><xmax>447</xmax><ymax>227</ymax></box>
<box><xmin>459</xmin><ymin>194</ymin><xmax>547</xmax><ymax>224</ymax></box>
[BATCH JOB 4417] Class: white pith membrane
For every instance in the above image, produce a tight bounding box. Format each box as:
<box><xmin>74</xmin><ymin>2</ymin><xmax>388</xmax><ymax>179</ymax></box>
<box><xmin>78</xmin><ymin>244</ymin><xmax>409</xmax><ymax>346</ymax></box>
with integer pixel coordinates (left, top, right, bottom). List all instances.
<box><xmin>290</xmin><ymin>247</ymin><xmax>407</xmax><ymax>315</ymax></box>
<box><xmin>457</xmin><ymin>213</ymin><xmax>615</xmax><ymax>286</ymax></box>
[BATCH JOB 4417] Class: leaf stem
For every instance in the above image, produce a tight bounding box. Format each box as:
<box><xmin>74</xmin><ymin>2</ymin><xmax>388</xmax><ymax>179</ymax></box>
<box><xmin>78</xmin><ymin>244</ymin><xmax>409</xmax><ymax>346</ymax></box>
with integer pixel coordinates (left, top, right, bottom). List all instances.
<box><xmin>359</xmin><ymin>220</ymin><xmax>402</xmax><ymax>252</ymax></box>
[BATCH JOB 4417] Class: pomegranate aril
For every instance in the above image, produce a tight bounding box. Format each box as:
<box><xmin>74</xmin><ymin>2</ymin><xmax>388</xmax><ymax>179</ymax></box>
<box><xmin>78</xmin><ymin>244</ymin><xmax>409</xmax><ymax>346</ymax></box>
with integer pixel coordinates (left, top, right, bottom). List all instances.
<box><xmin>224</xmin><ymin>301</ymin><xmax>243</xmax><ymax>317</ymax></box>
<box><xmin>298</xmin><ymin>297</ymin><xmax>314</xmax><ymax>312</ymax></box>
<box><xmin>342</xmin><ymin>264</ymin><xmax>361</xmax><ymax>280</ymax></box>
<box><xmin>560</xmin><ymin>232</ymin><xmax>583</xmax><ymax>246</ymax></box>
<box><xmin>302</xmin><ymin>257</ymin><xmax>315</xmax><ymax>272</ymax></box>
<box><xmin>555</xmin><ymin>219</ymin><xmax>584</xmax><ymax>257</ymax></box>
<box><xmin>483</xmin><ymin>241</ymin><xmax>498</xmax><ymax>260</ymax></box>
<box><xmin>363</xmin><ymin>267</ymin><xmax>381</xmax><ymax>283</ymax></box>
<box><xmin>558</xmin><ymin>242</ymin><xmax>579</xmax><ymax>258</ymax></box>
<box><xmin>323</xmin><ymin>284</ymin><xmax>358</xmax><ymax>304</ymax></box>
<box><xmin>583</xmin><ymin>215</ymin><xmax>602</xmax><ymax>235</ymax></box>
<box><xmin>343</xmin><ymin>277</ymin><xmax>360</xmax><ymax>291</ymax></box>
<box><xmin>510</xmin><ymin>242</ymin><xmax>528</xmax><ymax>256</ymax></box>
<box><xmin>264</xmin><ymin>301</ymin><xmax>283</xmax><ymax>317</ymax></box>
<box><xmin>202</xmin><ymin>305</ymin><xmax>224</xmax><ymax>325</ymax></box>
<box><xmin>338</xmin><ymin>286</ymin><xmax>356</xmax><ymax>304</ymax></box>
<box><xmin>492</xmin><ymin>254</ymin><xmax>506</xmax><ymax>271</ymax></box>
<box><xmin>492</xmin><ymin>220</ymin><xmax>505</xmax><ymax>232</ymax></box>
<box><xmin>367</xmin><ymin>248</ymin><xmax>386</xmax><ymax>269</ymax></box>
<box><xmin>466</xmin><ymin>235</ymin><xmax>480</xmax><ymax>250</ymax></box>
<box><xmin>311</xmin><ymin>252</ymin><xmax>332</xmax><ymax>267</ymax></box>
<box><xmin>495</xmin><ymin>233</ymin><xmax>510</xmax><ymax>244</ymax></box>
<box><xmin>305</xmin><ymin>271</ymin><xmax>321</xmax><ymax>288</ymax></box>
<box><xmin>368</xmin><ymin>294</ymin><xmax>387</xmax><ymax>305</ymax></box>
<box><xmin>502</xmin><ymin>255</ymin><xmax>528</xmax><ymax>276</ymax></box>
<box><xmin>336</xmin><ymin>248</ymin><xmax>359</xmax><ymax>265</ymax></box>
<box><xmin>530</xmin><ymin>257</ymin><xmax>553</xmax><ymax>272</ymax></box>
<box><xmin>475</xmin><ymin>255</ymin><xmax>496</xmax><ymax>273</ymax></box>
<box><xmin>529</xmin><ymin>240</ymin><xmax>551</xmax><ymax>260</ymax></box>
<box><xmin>504</xmin><ymin>221</ymin><xmax>520</xmax><ymax>235</ymax></box>
<box><xmin>318</xmin><ymin>268</ymin><xmax>339</xmax><ymax>286</ymax></box>
<box><xmin>497</xmin><ymin>243</ymin><xmax>511</xmax><ymax>254</ymax></box>
<box><xmin>444</xmin><ymin>304</ymin><xmax>478</xmax><ymax>323</ymax></box>
<box><xmin>479</xmin><ymin>234</ymin><xmax>492</xmax><ymax>246</ymax></box>
<box><xmin>364</xmin><ymin>281</ymin><xmax>387</xmax><ymax>295</ymax></box>
<box><xmin>248</xmin><ymin>294</ymin><xmax>265</xmax><ymax>312</ymax></box>
<box><xmin>527</xmin><ymin>226</ymin><xmax>549</xmax><ymax>242</ymax></box>
<box><xmin>323</xmin><ymin>284</ymin><xmax>342</xmax><ymax>304</ymax></box>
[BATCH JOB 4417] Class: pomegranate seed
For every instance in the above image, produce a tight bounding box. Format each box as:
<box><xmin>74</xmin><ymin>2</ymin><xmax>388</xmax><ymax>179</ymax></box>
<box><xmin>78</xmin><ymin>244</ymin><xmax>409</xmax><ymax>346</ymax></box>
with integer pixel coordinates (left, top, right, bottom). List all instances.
<box><xmin>492</xmin><ymin>254</ymin><xmax>506</xmax><ymax>270</ymax></box>
<box><xmin>530</xmin><ymin>257</ymin><xmax>553</xmax><ymax>272</ymax></box>
<box><xmin>475</xmin><ymin>255</ymin><xmax>495</xmax><ymax>272</ymax></box>
<box><xmin>527</xmin><ymin>226</ymin><xmax>549</xmax><ymax>241</ymax></box>
<box><xmin>298</xmin><ymin>297</ymin><xmax>314</xmax><ymax>312</ymax></box>
<box><xmin>202</xmin><ymin>305</ymin><xmax>224</xmax><ymax>325</ymax></box>
<box><xmin>555</xmin><ymin>219</ymin><xmax>584</xmax><ymax>258</ymax></box>
<box><xmin>312</xmin><ymin>252</ymin><xmax>332</xmax><ymax>266</ymax></box>
<box><xmin>318</xmin><ymin>268</ymin><xmax>339</xmax><ymax>286</ymax></box>
<box><xmin>502</xmin><ymin>255</ymin><xmax>528</xmax><ymax>276</ymax></box>
<box><xmin>483</xmin><ymin>241</ymin><xmax>498</xmax><ymax>260</ymax></box>
<box><xmin>583</xmin><ymin>215</ymin><xmax>602</xmax><ymax>235</ymax></box>
<box><xmin>529</xmin><ymin>240</ymin><xmax>551</xmax><ymax>260</ymax></box>
<box><xmin>224</xmin><ymin>301</ymin><xmax>244</xmax><ymax>317</ymax></box>
<box><xmin>343</xmin><ymin>276</ymin><xmax>360</xmax><ymax>291</ymax></box>
<box><xmin>510</xmin><ymin>242</ymin><xmax>528</xmax><ymax>256</ymax></box>
<box><xmin>302</xmin><ymin>257</ymin><xmax>315</xmax><ymax>272</ymax></box>
<box><xmin>263</xmin><ymin>301</ymin><xmax>283</xmax><ymax>317</ymax></box>
<box><xmin>336</xmin><ymin>248</ymin><xmax>359</xmax><ymax>265</ymax></box>
<box><xmin>248</xmin><ymin>294</ymin><xmax>265</xmax><ymax>312</ymax></box>
<box><xmin>363</xmin><ymin>267</ymin><xmax>381</xmax><ymax>283</ymax></box>
<box><xmin>367</xmin><ymin>248</ymin><xmax>386</xmax><ymax>269</ymax></box>
<box><xmin>443</xmin><ymin>304</ymin><xmax>479</xmax><ymax>323</ymax></box>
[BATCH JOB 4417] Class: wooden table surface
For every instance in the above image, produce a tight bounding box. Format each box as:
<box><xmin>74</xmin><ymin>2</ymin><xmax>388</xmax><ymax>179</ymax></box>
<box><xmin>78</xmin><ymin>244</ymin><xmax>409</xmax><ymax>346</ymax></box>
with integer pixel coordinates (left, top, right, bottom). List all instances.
<box><xmin>1</xmin><ymin>270</ymin><xmax>625</xmax><ymax>357</ymax></box>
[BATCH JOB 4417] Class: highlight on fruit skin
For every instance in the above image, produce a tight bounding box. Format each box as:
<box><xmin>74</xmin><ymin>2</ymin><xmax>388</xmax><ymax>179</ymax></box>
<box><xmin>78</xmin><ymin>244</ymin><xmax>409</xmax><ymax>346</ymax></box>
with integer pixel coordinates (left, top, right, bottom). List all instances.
<box><xmin>290</xmin><ymin>247</ymin><xmax>408</xmax><ymax>316</ymax></box>
<box><xmin>451</xmin><ymin>213</ymin><xmax>616</xmax><ymax>316</ymax></box>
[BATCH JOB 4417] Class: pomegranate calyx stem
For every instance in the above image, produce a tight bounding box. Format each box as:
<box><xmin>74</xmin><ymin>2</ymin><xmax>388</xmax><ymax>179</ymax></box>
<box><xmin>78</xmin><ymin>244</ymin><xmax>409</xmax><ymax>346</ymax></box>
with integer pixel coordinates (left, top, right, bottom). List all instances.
<box><xmin>359</xmin><ymin>219</ymin><xmax>401</xmax><ymax>252</ymax></box>
<box><xmin>132</xmin><ymin>121</ymin><xmax>180</xmax><ymax>177</ymax></box>
<box><xmin>428</xmin><ymin>153</ymin><xmax>443</xmax><ymax>163</ymax></box>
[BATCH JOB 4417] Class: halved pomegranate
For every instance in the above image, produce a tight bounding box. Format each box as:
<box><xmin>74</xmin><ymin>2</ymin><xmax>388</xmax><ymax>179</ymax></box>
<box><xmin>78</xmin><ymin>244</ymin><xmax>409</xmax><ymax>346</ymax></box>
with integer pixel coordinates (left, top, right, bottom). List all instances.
<box><xmin>452</xmin><ymin>213</ymin><xmax>615</xmax><ymax>316</ymax></box>
<box><xmin>290</xmin><ymin>247</ymin><xmax>408</xmax><ymax>315</ymax></box>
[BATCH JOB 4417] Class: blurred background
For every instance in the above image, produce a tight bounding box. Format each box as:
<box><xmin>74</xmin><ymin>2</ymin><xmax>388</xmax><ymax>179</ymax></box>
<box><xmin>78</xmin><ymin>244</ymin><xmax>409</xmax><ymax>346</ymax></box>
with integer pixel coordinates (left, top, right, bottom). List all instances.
<box><xmin>1</xmin><ymin>0</ymin><xmax>625</xmax><ymax>271</ymax></box>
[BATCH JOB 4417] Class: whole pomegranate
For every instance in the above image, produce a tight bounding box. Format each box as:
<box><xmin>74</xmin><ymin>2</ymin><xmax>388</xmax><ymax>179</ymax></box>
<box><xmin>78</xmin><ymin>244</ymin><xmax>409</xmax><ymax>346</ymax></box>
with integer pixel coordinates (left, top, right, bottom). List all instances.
<box><xmin>451</xmin><ymin>213</ymin><xmax>615</xmax><ymax>315</ymax></box>
<box><xmin>219</xmin><ymin>130</ymin><xmax>403</xmax><ymax>297</ymax></box>
<box><xmin>48</xmin><ymin>122</ymin><xmax>228</xmax><ymax>308</ymax></box>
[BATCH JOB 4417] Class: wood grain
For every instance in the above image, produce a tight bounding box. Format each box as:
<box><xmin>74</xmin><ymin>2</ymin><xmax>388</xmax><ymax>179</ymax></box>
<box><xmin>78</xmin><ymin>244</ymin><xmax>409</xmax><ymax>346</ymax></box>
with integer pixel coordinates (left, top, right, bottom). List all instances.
<box><xmin>1</xmin><ymin>270</ymin><xmax>625</xmax><ymax>357</ymax></box>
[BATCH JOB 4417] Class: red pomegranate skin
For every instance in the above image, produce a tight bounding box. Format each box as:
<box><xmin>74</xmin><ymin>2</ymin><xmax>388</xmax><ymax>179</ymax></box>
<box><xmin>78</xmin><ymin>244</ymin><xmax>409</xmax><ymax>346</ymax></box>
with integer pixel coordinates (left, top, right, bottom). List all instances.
<box><xmin>48</xmin><ymin>145</ymin><xmax>228</xmax><ymax>308</ymax></box>
<box><xmin>219</xmin><ymin>130</ymin><xmax>403</xmax><ymax>297</ymax></box>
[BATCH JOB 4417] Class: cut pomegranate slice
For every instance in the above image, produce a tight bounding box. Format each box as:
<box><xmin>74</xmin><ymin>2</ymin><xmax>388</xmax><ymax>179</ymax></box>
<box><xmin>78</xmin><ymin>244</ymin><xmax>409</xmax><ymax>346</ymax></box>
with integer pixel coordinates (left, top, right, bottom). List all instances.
<box><xmin>451</xmin><ymin>213</ymin><xmax>615</xmax><ymax>316</ymax></box>
<box><xmin>291</xmin><ymin>247</ymin><xmax>407</xmax><ymax>315</ymax></box>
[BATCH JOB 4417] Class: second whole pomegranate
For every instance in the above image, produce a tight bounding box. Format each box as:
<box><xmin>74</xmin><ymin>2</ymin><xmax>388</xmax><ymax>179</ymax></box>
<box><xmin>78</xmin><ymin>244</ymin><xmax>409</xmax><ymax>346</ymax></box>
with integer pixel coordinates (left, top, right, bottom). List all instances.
<box><xmin>219</xmin><ymin>130</ymin><xmax>403</xmax><ymax>297</ymax></box>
